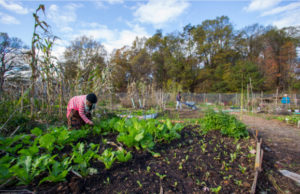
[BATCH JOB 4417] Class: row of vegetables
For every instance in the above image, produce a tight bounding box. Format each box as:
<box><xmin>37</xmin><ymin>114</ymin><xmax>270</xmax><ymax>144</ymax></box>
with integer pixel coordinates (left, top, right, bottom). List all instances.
<box><xmin>0</xmin><ymin>117</ymin><xmax>183</xmax><ymax>186</ymax></box>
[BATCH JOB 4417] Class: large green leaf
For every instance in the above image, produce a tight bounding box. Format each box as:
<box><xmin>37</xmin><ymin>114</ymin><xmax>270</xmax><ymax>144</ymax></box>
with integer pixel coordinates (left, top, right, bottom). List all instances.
<box><xmin>39</xmin><ymin>134</ymin><xmax>55</xmax><ymax>152</ymax></box>
<box><xmin>135</xmin><ymin>131</ymin><xmax>144</xmax><ymax>141</ymax></box>
<box><xmin>31</xmin><ymin>127</ymin><xmax>43</xmax><ymax>136</ymax></box>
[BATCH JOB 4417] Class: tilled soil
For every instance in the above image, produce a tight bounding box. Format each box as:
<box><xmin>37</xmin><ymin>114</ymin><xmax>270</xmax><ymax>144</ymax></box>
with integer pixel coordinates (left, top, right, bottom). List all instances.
<box><xmin>30</xmin><ymin>126</ymin><xmax>258</xmax><ymax>194</ymax></box>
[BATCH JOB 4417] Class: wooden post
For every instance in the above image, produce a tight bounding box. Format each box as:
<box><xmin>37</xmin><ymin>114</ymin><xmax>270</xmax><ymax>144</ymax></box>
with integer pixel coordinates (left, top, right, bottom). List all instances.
<box><xmin>251</xmin><ymin>138</ymin><xmax>263</xmax><ymax>194</ymax></box>
<box><xmin>255</xmin><ymin>142</ymin><xmax>261</xmax><ymax>170</ymax></box>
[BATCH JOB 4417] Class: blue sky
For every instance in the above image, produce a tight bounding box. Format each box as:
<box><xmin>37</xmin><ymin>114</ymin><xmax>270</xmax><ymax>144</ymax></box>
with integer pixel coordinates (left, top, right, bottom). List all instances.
<box><xmin>1</xmin><ymin>0</ymin><xmax>300</xmax><ymax>58</ymax></box>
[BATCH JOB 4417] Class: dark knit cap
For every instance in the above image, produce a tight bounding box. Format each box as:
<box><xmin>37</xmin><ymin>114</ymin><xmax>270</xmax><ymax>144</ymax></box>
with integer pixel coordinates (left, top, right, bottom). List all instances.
<box><xmin>86</xmin><ymin>93</ymin><xmax>97</xmax><ymax>104</ymax></box>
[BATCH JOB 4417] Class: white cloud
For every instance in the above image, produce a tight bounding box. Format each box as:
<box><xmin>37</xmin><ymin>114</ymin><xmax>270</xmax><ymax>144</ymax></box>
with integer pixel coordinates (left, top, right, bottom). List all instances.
<box><xmin>273</xmin><ymin>9</ymin><xmax>300</xmax><ymax>28</ymax></box>
<box><xmin>261</xmin><ymin>2</ymin><xmax>300</xmax><ymax>16</ymax></box>
<box><xmin>0</xmin><ymin>12</ymin><xmax>20</xmax><ymax>24</ymax></box>
<box><xmin>245</xmin><ymin>0</ymin><xmax>300</xmax><ymax>28</ymax></box>
<box><xmin>73</xmin><ymin>22</ymin><xmax>149</xmax><ymax>53</ymax></box>
<box><xmin>106</xmin><ymin>0</ymin><xmax>124</xmax><ymax>4</ymax></box>
<box><xmin>47</xmin><ymin>3</ymin><xmax>82</xmax><ymax>33</ymax></box>
<box><xmin>94</xmin><ymin>1</ymin><xmax>106</xmax><ymax>8</ymax></box>
<box><xmin>134</xmin><ymin>0</ymin><xmax>189</xmax><ymax>26</ymax></box>
<box><xmin>52</xmin><ymin>45</ymin><xmax>66</xmax><ymax>61</ymax></box>
<box><xmin>80</xmin><ymin>26</ymin><xmax>115</xmax><ymax>41</ymax></box>
<box><xmin>245</xmin><ymin>0</ymin><xmax>282</xmax><ymax>12</ymax></box>
<box><xmin>52</xmin><ymin>39</ymin><xmax>69</xmax><ymax>60</ymax></box>
<box><xmin>105</xmin><ymin>26</ymin><xmax>149</xmax><ymax>53</ymax></box>
<box><xmin>61</xmin><ymin>27</ymin><xmax>73</xmax><ymax>33</ymax></box>
<box><xmin>0</xmin><ymin>0</ymin><xmax>29</xmax><ymax>14</ymax></box>
<box><xmin>94</xmin><ymin>0</ymin><xmax>123</xmax><ymax>9</ymax></box>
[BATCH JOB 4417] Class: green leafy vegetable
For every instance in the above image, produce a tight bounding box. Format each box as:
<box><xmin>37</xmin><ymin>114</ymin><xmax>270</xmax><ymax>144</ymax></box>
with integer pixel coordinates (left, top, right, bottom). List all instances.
<box><xmin>39</xmin><ymin>157</ymin><xmax>72</xmax><ymax>184</ymax></box>
<box><xmin>98</xmin><ymin>148</ymin><xmax>116</xmax><ymax>169</ymax></box>
<box><xmin>39</xmin><ymin>133</ymin><xmax>56</xmax><ymax>152</ymax></box>
<box><xmin>115</xmin><ymin>149</ymin><xmax>132</xmax><ymax>162</ymax></box>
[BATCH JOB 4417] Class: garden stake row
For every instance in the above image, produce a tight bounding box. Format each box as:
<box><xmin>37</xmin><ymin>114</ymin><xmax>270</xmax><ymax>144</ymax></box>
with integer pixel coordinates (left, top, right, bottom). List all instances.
<box><xmin>251</xmin><ymin>138</ymin><xmax>263</xmax><ymax>194</ymax></box>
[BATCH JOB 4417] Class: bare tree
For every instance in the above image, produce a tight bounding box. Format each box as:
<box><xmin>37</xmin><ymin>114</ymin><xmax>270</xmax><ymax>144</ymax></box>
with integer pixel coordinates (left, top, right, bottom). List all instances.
<box><xmin>63</xmin><ymin>36</ymin><xmax>107</xmax><ymax>94</ymax></box>
<box><xmin>0</xmin><ymin>32</ymin><xmax>27</xmax><ymax>95</ymax></box>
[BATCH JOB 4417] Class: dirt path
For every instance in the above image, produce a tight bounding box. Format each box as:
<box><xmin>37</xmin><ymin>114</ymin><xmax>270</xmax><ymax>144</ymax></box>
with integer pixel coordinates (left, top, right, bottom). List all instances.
<box><xmin>238</xmin><ymin>114</ymin><xmax>300</xmax><ymax>152</ymax></box>
<box><xmin>237</xmin><ymin>114</ymin><xmax>300</xmax><ymax>193</ymax></box>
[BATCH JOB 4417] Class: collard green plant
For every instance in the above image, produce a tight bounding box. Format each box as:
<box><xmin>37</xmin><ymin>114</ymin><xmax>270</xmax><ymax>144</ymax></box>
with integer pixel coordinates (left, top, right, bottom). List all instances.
<box><xmin>31</xmin><ymin>127</ymin><xmax>43</xmax><ymax>136</ymax></box>
<box><xmin>115</xmin><ymin>149</ymin><xmax>132</xmax><ymax>162</ymax></box>
<box><xmin>71</xmin><ymin>142</ymin><xmax>99</xmax><ymax>176</ymax></box>
<box><xmin>115</xmin><ymin>118</ymin><xmax>182</xmax><ymax>151</ymax></box>
<box><xmin>39</xmin><ymin>157</ymin><xmax>72</xmax><ymax>184</ymax></box>
<box><xmin>69</xmin><ymin>129</ymin><xmax>90</xmax><ymax>142</ymax></box>
<box><xmin>39</xmin><ymin>133</ymin><xmax>56</xmax><ymax>152</ymax></box>
<box><xmin>0</xmin><ymin>154</ymin><xmax>14</xmax><ymax>184</ymax></box>
<box><xmin>18</xmin><ymin>138</ymin><xmax>39</xmax><ymax>156</ymax></box>
<box><xmin>0</xmin><ymin>134</ymin><xmax>31</xmax><ymax>154</ymax></box>
<box><xmin>9</xmin><ymin>154</ymin><xmax>54</xmax><ymax>185</ymax></box>
<box><xmin>98</xmin><ymin>148</ymin><xmax>116</xmax><ymax>169</ymax></box>
<box><xmin>200</xmin><ymin>110</ymin><xmax>248</xmax><ymax>138</ymax></box>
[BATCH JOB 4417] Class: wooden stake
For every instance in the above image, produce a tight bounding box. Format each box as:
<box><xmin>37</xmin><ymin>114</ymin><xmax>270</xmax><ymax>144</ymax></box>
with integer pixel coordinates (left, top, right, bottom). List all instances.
<box><xmin>255</xmin><ymin>130</ymin><xmax>258</xmax><ymax>142</ymax></box>
<box><xmin>255</xmin><ymin>142</ymin><xmax>261</xmax><ymax>170</ymax></box>
<box><xmin>259</xmin><ymin>149</ymin><xmax>264</xmax><ymax>171</ymax></box>
<box><xmin>251</xmin><ymin>138</ymin><xmax>263</xmax><ymax>194</ymax></box>
<box><xmin>251</xmin><ymin>171</ymin><xmax>259</xmax><ymax>194</ymax></box>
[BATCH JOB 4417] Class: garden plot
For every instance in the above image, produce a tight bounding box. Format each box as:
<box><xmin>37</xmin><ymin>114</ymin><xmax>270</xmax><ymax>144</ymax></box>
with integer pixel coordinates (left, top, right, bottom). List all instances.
<box><xmin>0</xmin><ymin>111</ymin><xmax>256</xmax><ymax>193</ymax></box>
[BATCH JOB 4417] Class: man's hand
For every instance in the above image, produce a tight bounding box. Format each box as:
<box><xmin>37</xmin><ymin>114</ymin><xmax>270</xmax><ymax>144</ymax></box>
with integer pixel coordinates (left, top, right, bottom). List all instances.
<box><xmin>89</xmin><ymin>121</ymin><xmax>94</xmax><ymax>126</ymax></box>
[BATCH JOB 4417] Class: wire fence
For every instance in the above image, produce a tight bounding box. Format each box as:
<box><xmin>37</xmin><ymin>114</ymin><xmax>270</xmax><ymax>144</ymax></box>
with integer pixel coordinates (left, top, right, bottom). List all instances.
<box><xmin>95</xmin><ymin>92</ymin><xmax>300</xmax><ymax>110</ymax></box>
<box><xmin>2</xmin><ymin>89</ymin><xmax>300</xmax><ymax>115</ymax></box>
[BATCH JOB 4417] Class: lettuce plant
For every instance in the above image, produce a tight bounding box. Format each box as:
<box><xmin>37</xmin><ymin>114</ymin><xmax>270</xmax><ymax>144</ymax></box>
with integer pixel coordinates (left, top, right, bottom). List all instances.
<box><xmin>115</xmin><ymin>149</ymin><xmax>132</xmax><ymax>162</ymax></box>
<box><xmin>39</xmin><ymin>157</ymin><xmax>72</xmax><ymax>184</ymax></box>
<box><xmin>9</xmin><ymin>154</ymin><xmax>54</xmax><ymax>185</ymax></box>
<box><xmin>98</xmin><ymin>148</ymin><xmax>116</xmax><ymax>169</ymax></box>
<box><xmin>71</xmin><ymin>142</ymin><xmax>100</xmax><ymax>176</ymax></box>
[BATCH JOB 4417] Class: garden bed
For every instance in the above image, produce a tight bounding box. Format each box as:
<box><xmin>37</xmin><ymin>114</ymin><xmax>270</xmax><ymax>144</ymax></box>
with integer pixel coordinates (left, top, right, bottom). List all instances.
<box><xmin>3</xmin><ymin>127</ymin><xmax>256</xmax><ymax>193</ymax></box>
<box><xmin>1</xmin><ymin>111</ymin><xmax>260</xmax><ymax>193</ymax></box>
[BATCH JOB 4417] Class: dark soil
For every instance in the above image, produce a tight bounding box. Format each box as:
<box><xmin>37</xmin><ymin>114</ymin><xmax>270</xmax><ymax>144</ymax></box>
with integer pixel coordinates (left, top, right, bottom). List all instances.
<box><xmin>24</xmin><ymin>126</ymin><xmax>258</xmax><ymax>194</ymax></box>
